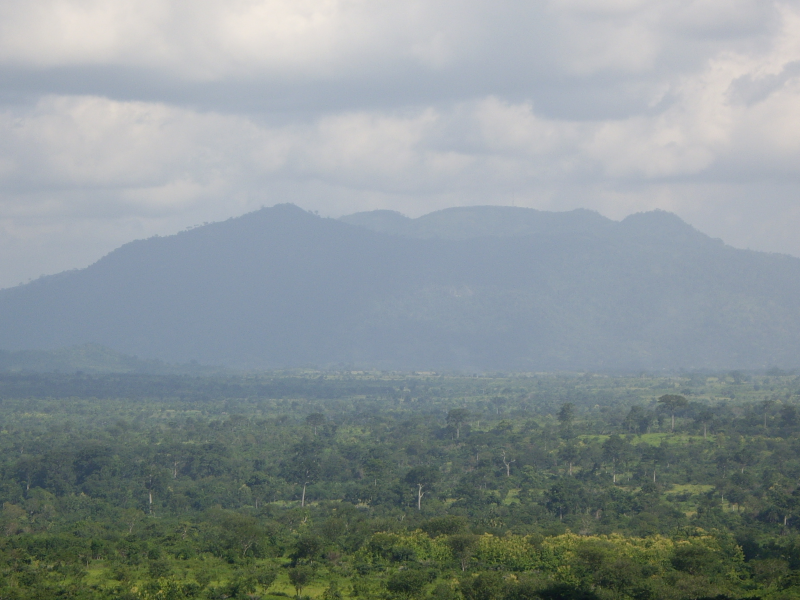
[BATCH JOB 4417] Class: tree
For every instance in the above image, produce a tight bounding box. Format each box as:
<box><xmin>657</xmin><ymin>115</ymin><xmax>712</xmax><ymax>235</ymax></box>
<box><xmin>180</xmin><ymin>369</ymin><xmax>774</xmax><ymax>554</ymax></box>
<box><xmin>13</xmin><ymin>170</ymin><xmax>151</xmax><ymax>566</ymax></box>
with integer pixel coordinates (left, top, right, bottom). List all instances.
<box><xmin>545</xmin><ymin>477</ymin><xmax>588</xmax><ymax>520</ymax></box>
<box><xmin>781</xmin><ymin>405</ymin><xmax>798</xmax><ymax>427</ymax></box>
<box><xmin>658</xmin><ymin>395</ymin><xmax>687</xmax><ymax>432</ymax></box>
<box><xmin>323</xmin><ymin>580</ymin><xmax>344</xmax><ymax>600</ymax></box>
<box><xmin>447</xmin><ymin>534</ymin><xmax>478</xmax><ymax>571</ymax></box>
<box><xmin>490</xmin><ymin>397</ymin><xmax>507</xmax><ymax>415</ymax></box>
<box><xmin>501</xmin><ymin>450</ymin><xmax>515</xmax><ymax>477</ymax></box>
<box><xmin>558</xmin><ymin>403</ymin><xmax>575</xmax><ymax>427</ymax></box>
<box><xmin>217</xmin><ymin>512</ymin><xmax>263</xmax><ymax>558</ymax></box>
<box><xmin>602</xmin><ymin>434</ymin><xmax>629</xmax><ymax>483</ymax></box>
<box><xmin>695</xmin><ymin>408</ymin><xmax>715</xmax><ymax>439</ymax></box>
<box><xmin>306</xmin><ymin>413</ymin><xmax>326</xmax><ymax>436</ymax></box>
<box><xmin>405</xmin><ymin>466</ymin><xmax>438</xmax><ymax>511</ymax></box>
<box><xmin>460</xmin><ymin>571</ymin><xmax>505</xmax><ymax>600</ymax></box>
<box><xmin>386</xmin><ymin>569</ymin><xmax>428</xmax><ymax>599</ymax></box>
<box><xmin>623</xmin><ymin>406</ymin><xmax>653</xmax><ymax>434</ymax></box>
<box><xmin>255</xmin><ymin>566</ymin><xmax>278</xmax><ymax>591</ymax></box>
<box><xmin>446</xmin><ymin>409</ymin><xmax>470</xmax><ymax>439</ymax></box>
<box><xmin>762</xmin><ymin>400</ymin><xmax>775</xmax><ymax>429</ymax></box>
<box><xmin>283</xmin><ymin>441</ymin><xmax>321</xmax><ymax>507</ymax></box>
<box><xmin>288</xmin><ymin>566</ymin><xmax>314</xmax><ymax>598</ymax></box>
<box><xmin>558</xmin><ymin>403</ymin><xmax>575</xmax><ymax>439</ymax></box>
<box><xmin>291</xmin><ymin>534</ymin><xmax>323</xmax><ymax>564</ymax></box>
<box><xmin>559</xmin><ymin>442</ymin><xmax>579</xmax><ymax>476</ymax></box>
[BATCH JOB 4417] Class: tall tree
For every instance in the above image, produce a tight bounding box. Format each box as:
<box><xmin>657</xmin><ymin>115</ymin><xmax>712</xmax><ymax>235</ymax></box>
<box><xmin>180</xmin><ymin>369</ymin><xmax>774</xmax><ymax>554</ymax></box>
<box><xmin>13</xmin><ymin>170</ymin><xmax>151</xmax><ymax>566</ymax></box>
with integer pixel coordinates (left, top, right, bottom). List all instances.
<box><xmin>306</xmin><ymin>413</ymin><xmax>326</xmax><ymax>436</ymax></box>
<box><xmin>405</xmin><ymin>466</ymin><xmax>438</xmax><ymax>511</ymax></box>
<box><xmin>446</xmin><ymin>409</ymin><xmax>470</xmax><ymax>439</ymax></box>
<box><xmin>658</xmin><ymin>395</ymin><xmax>687</xmax><ymax>432</ymax></box>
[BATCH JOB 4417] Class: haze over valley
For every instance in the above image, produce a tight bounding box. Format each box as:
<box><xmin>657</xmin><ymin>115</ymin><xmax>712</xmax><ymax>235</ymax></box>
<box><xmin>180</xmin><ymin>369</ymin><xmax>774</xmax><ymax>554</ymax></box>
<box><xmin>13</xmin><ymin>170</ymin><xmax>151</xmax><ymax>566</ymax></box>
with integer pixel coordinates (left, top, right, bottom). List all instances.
<box><xmin>2</xmin><ymin>203</ymin><xmax>799</xmax><ymax>372</ymax></box>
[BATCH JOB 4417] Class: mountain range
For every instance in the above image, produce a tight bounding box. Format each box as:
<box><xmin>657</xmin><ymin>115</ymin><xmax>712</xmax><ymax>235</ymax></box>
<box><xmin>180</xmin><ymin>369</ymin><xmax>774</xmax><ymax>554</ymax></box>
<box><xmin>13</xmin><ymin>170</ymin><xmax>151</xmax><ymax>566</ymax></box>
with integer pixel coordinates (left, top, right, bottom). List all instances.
<box><xmin>1</xmin><ymin>203</ymin><xmax>799</xmax><ymax>371</ymax></box>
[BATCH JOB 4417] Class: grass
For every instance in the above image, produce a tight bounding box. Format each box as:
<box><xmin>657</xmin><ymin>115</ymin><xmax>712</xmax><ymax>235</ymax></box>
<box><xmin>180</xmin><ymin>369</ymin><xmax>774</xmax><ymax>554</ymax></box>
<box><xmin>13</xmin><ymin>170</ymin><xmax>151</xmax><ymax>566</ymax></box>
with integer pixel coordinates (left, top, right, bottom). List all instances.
<box><xmin>668</xmin><ymin>484</ymin><xmax>714</xmax><ymax>494</ymax></box>
<box><xmin>503</xmin><ymin>489</ymin><xmax>521</xmax><ymax>505</ymax></box>
<box><xmin>578</xmin><ymin>433</ymin><xmax>713</xmax><ymax>446</ymax></box>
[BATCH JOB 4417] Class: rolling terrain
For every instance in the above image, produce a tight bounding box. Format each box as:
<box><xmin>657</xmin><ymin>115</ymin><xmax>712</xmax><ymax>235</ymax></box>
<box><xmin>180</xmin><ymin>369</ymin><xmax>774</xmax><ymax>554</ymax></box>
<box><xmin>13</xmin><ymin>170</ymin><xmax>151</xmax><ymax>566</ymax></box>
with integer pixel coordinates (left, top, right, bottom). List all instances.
<box><xmin>0</xmin><ymin>203</ymin><xmax>798</xmax><ymax>371</ymax></box>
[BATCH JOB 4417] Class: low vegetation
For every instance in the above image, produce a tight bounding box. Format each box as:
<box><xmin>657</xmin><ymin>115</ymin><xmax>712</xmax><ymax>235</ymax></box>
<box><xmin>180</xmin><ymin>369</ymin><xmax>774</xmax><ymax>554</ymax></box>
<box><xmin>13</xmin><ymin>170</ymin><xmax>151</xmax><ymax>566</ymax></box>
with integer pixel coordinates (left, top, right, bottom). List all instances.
<box><xmin>1</xmin><ymin>369</ymin><xmax>799</xmax><ymax>599</ymax></box>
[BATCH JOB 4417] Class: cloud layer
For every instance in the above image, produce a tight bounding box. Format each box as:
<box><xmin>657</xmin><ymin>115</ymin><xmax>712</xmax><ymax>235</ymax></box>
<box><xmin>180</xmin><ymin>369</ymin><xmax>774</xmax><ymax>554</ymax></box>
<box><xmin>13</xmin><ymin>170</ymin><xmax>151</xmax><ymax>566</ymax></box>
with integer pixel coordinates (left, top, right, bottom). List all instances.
<box><xmin>1</xmin><ymin>0</ymin><xmax>799</xmax><ymax>287</ymax></box>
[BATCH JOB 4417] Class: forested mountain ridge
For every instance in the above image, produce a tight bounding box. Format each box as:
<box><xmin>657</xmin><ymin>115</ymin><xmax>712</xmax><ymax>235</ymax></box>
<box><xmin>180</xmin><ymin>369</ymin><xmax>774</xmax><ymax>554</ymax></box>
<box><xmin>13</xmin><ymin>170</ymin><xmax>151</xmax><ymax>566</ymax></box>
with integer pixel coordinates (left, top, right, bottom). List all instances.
<box><xmin>1</xmin><ymin>203</ymin><xmax>799</xmax><ymax>371</ymax></box>
<box><xmin>339</xmin><ymin>205</ymin><xmax>614</xmax><ymax>240</ymax></box>
<box><xmin>0</xmin><ymin>343</ymin><xmax>219</xmax><ymax>374</ymax></box>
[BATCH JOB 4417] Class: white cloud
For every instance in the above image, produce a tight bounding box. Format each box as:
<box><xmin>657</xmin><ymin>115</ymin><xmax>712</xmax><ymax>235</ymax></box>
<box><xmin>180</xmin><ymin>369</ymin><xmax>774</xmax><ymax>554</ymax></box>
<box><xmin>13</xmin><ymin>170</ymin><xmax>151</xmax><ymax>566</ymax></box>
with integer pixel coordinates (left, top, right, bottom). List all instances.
<box><xmin>0</xmin><ymin>0</ymin><xmax>473</xmax><ymax>79</ymax></box>
<box><xmin>0</xmin><ymin>0</ymin><xmax>781</xmax><ymax>81</ymax></box>
<box><xmin>0</xmin><ymin>0</ymin><xmax>800</xmax><ymax>287</ymax></box>
<box><xmin>0</xmin><ymin>96</ymin><xmax>246</xmax><ymax>192</ymax></box>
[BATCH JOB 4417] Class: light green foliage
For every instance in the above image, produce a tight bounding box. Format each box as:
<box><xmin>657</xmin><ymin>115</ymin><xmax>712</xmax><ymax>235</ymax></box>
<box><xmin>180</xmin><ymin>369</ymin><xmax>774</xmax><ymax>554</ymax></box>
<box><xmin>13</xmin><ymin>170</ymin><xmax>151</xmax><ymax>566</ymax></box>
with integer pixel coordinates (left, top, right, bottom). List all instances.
<box><xmin>0</xmin><ymin>370</ymin><xmax>798</xmax><ymax>599</ymax></box>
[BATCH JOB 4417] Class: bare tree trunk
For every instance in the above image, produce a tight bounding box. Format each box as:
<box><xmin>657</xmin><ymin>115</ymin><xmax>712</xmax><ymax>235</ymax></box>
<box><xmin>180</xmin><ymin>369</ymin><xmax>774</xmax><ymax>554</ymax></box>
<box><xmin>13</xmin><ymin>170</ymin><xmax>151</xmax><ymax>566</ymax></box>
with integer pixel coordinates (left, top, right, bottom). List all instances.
<box><xmin>148</xmin><ymin>473</ymin><xmax>154</xmax><ymax>514</ymax></box>
<box><xmin>502</xmin><ymin>451</ymin><xmax>515</xmax><ymax>477</ymax></box>
<box><xmin>417</xmin><ymin>484</ymin><xmax>424</xmax><ymax>510</ymax></box>
<box><xmin>301</xmin><ymin>483</ymin><xmax>307</xmax><ymax>507</ymax></box>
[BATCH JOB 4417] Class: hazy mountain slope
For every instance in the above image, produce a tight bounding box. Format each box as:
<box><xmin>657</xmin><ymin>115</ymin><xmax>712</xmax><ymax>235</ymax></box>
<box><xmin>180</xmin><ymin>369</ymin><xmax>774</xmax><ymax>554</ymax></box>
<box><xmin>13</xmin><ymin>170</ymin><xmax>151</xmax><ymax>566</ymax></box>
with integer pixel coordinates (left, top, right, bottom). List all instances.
<box><xmin>339</xmin><ymin>205</ymin><xmax>612</xmax><ymax>239</ymax></box>
<box><xmin>1</xmin><ymin>203</ymin><xmax>799</xmax><ymax>370</ymax></box>
<box><xmin>0</xmin><ymin>344</ymin><xmax>217</xmax><ymax>374</ymax></box>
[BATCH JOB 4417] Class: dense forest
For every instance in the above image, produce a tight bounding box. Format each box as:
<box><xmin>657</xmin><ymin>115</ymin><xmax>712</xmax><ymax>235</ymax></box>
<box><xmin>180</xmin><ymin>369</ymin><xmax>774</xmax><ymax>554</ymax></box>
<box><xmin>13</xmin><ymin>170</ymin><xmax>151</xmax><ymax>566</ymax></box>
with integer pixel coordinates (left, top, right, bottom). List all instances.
<box><xmin>1</xmin><ymin>370</ymin><xmax>800</xmax><ymax>599</ymax></box>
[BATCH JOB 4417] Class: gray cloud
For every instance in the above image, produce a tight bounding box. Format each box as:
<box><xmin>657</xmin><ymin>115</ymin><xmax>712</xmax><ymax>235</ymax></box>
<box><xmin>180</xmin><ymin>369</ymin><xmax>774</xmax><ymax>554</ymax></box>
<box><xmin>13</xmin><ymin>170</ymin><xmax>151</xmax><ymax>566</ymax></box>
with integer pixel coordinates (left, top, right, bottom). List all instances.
<box><xmin>0</xmin><ymin>0</ymin><xmax>799</xmax><ymax>288</ymax></box>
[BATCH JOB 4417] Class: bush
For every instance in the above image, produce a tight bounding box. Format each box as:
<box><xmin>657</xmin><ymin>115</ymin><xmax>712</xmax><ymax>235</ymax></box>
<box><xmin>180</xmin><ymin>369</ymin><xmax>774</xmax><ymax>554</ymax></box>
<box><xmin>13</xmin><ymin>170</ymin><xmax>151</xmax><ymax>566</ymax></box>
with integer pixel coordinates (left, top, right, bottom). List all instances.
<box><xmin>386</xmin><ymin>569</ymin><xmax>429</xmax><ymax>598</ymax></box>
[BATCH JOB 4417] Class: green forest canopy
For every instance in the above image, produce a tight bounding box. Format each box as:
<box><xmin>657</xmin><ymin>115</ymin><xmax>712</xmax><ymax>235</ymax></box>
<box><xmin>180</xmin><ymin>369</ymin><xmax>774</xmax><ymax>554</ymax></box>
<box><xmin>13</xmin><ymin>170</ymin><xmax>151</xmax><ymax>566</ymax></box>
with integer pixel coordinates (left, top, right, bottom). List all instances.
<box><xmin>1</xmin><ymin>369</ymin><xmax>800</xmax><ymax>599</ymax></box>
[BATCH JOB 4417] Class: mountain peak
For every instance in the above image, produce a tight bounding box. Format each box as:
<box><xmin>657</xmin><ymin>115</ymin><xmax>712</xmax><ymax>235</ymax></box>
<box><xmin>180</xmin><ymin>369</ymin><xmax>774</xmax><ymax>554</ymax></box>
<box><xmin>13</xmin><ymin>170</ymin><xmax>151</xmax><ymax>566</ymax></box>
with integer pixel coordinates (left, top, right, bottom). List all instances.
<box><xmin>619</xmin><ymin>210</ymin><xmax>710</xmax><ymax>244</ymax></box>
<box><xmin>1</xmin><ymin>203</ymin><xmax>799</xmax><ymax>371</ymax></box>
<box><xmin>340</xmin><ymin>205</ymin><xmax>612</xmax><ymax>240</ymax></box>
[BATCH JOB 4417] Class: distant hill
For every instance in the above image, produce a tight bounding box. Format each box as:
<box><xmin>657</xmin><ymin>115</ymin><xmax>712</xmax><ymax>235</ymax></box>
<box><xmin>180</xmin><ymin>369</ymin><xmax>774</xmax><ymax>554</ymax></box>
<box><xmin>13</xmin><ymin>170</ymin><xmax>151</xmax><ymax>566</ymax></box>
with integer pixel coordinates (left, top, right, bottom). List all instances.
<box><xmin>1</xmin><ymin>203</ymin><xmax>799</xmax><ymax>371</ymax></box>
<box><xmin>340</xmin><ymin>206</ymin><xmax>612</xmax><ymax>240</ymax></box>
<box><xmin>0</xmin><ymin>344</ymin><xmax>218</xmax><ymax>374</ymax></box>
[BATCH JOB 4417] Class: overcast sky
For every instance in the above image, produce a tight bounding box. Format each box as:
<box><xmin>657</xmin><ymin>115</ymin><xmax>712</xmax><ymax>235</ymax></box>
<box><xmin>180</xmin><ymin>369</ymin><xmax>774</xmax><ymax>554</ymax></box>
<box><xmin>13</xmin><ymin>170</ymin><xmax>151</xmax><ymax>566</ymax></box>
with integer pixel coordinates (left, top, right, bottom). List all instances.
<box><xmin>1</xmin><ymin>0</ymin><xmax>799</xmax><ymax>288</ymax></box>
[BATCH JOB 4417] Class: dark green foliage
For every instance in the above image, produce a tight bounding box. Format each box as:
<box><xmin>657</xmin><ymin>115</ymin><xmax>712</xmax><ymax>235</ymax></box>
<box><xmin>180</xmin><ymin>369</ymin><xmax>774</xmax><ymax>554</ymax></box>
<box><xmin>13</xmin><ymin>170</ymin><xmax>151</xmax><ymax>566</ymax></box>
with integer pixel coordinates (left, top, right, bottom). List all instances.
<box><xmin>253</xmin><ymin>565</ymin><xmax>278</xmax><ymax>588</ymax></box>
<box><xmin>421</xmin><ymin>516</ymin><xmax>467</xmax><ymax>537</ymax></box>
<box><xmin>536</xmin><ymin>583</ymin><xmax>601</xmax><ymax>600</ymax></box>
<box><xmin>321</xmin><ymin>580</ymin><xmax>342</xmax><ymax>600</ymax></box>
<box><xmin>0</xmin><ymin>370</ymin><xmax>800</xmax><ymax>598</ymax></box>
<box><xmin>446</xmin><ymin>534</ymin><xmax>478</xmax><ymax>571</ymax></box>
<box><xmin>288</xmin><ymin>565</ymin><xmax>314</xmax><ymax>597</ymax></box>
<box><xmin>385</xmin><ymin>569</ymin><xmax>431</xmax><ymax>598</ymax></box>
<box><xmin>460</xmin><ymin>572</ymin><xmax>505</xmax><ymax>600</ymax></box>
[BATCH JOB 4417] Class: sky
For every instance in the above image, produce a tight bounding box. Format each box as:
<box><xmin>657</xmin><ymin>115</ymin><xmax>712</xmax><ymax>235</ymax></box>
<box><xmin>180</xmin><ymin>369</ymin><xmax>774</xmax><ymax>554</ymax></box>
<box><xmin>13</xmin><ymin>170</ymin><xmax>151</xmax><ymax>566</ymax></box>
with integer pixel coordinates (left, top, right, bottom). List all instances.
<box><xmin>1</xmin><ymin>0</ymin><xmax>800</xmax><ymax>289</ymax></box>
